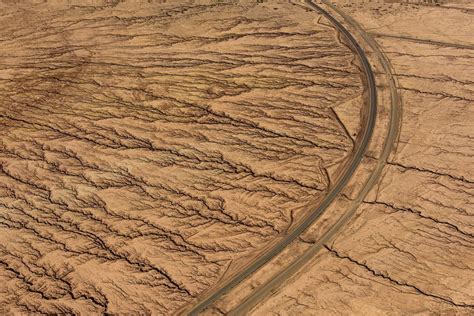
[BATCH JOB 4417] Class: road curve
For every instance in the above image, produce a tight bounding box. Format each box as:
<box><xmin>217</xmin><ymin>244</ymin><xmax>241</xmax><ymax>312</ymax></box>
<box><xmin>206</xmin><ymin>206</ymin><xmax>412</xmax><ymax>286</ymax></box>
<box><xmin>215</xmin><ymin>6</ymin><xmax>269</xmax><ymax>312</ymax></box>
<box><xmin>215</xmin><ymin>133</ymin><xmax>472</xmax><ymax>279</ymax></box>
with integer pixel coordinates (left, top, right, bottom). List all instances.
<box><xmin>227</xmin><ymin>0</ymin><xmax>403</xmax><ymax>313</ymax></box>
<box><xmin>186</xmin><ymin>2</ymin><xmax>378</xmax><ymax>314</ymax></box>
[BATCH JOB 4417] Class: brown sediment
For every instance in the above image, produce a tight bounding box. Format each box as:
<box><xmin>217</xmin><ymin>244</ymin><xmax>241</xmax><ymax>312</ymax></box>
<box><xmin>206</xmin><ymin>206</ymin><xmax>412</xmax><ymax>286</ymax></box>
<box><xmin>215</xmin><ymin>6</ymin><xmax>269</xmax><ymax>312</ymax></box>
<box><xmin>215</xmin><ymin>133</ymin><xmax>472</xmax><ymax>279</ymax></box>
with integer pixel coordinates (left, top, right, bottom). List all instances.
<box><xmin>0</xmin><ymin>1</ymin><xmax>363</xmax><ymax>314</ymax></box>
<box><xmin>248</xmin><ymin>1</ymin><xmax>474</xmax><ymax>315</ymax></box>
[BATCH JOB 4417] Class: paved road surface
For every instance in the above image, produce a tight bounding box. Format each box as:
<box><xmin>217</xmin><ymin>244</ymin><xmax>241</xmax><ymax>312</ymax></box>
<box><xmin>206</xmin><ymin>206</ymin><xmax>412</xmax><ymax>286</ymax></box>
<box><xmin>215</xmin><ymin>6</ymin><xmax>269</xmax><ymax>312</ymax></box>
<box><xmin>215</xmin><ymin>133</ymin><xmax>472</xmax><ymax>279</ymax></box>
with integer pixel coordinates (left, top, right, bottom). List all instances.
<box><xmin>186</xmin><ymin>1</ymin><xmax>378</xmax><ymax>314</ymax></box>
<box><xmin>227</xmin><ymin>0</ymin><xmax>403</xmax><ymax>314</ymax></box>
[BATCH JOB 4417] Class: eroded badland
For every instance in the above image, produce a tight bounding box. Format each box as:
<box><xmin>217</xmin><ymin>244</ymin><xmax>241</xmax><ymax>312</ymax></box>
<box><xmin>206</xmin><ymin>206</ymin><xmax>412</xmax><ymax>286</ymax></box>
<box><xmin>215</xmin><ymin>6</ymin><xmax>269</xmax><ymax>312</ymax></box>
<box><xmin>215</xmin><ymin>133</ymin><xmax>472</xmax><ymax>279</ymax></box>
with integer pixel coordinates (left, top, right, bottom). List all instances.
<box><xmin>0</xmin><ymin>0</ymin><xmax>472</xmax><ymax>315</ymax></box>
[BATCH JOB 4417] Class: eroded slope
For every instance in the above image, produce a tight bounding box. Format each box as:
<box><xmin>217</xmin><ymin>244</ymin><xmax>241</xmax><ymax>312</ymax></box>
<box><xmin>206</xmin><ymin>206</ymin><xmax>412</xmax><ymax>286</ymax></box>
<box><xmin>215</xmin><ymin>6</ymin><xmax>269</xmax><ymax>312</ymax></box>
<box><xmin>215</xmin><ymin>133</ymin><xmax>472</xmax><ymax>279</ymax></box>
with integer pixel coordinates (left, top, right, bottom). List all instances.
<box><xmin>250</xmin><ymin>1</ymin><xmax>474</xmax><ymax>315</ymax></box>
<box><xmin>0</xmin><ymin>1</ymin><xmax>363</xmax><ymax>314</ymax></box>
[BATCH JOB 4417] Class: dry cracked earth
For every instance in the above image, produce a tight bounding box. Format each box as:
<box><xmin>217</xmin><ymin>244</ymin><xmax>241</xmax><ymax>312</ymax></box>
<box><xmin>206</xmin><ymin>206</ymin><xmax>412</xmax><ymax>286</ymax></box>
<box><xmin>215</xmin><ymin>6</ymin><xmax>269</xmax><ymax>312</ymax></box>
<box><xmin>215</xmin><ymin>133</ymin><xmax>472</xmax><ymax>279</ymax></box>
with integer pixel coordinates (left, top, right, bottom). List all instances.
<box><xmin>0</xmin><ymin>0</ymin><xmax>472</xmax><ymax>315</ymax></box>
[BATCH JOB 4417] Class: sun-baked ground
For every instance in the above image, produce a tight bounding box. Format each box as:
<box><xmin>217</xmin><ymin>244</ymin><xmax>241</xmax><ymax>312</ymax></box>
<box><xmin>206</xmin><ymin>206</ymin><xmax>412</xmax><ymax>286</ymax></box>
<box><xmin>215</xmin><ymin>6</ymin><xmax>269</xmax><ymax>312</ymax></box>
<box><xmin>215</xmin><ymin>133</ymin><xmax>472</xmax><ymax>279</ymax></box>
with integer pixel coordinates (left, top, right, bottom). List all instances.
<box><xmin>249</xmin><ymin>1</ymin><xmax>474</xmax><ymax>315</ymax></box>
<box><xmin>0</xmin><ymin>1</ymin><xmax>364</xmax><ymax>314</ymax></box>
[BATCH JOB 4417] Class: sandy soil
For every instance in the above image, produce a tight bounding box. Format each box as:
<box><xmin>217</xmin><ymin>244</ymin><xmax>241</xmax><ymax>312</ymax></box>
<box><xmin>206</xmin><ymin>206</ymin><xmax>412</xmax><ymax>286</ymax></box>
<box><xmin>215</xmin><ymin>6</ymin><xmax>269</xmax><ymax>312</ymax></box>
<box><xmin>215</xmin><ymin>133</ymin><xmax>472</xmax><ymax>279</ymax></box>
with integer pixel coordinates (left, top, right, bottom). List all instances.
<box><xmin>0</xmin><ymin>1</ymin><xmax>364</xmax><ymax>314</ymax></box>
<box><xmin>249</xmin><ymin>1</ymin><xmax>474</xmax><ymax>315</ymax></box>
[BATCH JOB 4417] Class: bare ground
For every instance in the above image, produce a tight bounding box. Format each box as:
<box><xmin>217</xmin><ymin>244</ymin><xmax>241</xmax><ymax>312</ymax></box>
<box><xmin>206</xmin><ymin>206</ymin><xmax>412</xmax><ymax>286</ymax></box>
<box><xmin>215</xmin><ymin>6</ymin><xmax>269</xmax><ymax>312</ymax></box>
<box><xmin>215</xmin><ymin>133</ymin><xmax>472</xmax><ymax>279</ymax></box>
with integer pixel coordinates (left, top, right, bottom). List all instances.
<box><xmin>249</xmin><ymin>1</ymin><xmax>474</xmax><ymax>315</ymax></box>
<box><xmin>0</xmin><ymin>1</ymin><xmax>364</xmax><ymax>314</ymax></box>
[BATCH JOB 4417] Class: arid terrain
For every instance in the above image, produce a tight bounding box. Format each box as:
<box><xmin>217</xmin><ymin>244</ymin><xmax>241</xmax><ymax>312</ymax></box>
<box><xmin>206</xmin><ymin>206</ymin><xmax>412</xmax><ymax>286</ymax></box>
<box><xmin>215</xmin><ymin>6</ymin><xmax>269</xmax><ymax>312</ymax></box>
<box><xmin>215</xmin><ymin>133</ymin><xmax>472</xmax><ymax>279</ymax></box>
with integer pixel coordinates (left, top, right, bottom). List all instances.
<box><xmin>0</xmin><ymin>1</ymin><xmax>364</xmax><ymax>314</ymax></box>
<box><xmin>235</xmin><ymin>1</ymin><xmax>474</xmax><ymax>315</ymax></box>
<box><xmin>0</xmin><ymin>0</ymin><xmax>472</xmax><ymax>315</ymax></box>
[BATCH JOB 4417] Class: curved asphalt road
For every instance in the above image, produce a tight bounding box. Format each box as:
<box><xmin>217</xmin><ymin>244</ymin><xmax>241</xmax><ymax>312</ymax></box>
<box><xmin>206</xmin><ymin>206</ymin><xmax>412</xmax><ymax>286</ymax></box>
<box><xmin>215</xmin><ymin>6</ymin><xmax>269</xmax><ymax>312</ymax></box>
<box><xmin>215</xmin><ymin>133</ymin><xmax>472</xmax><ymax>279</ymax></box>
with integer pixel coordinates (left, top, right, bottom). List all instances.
<box><xmin>228</xmin><ymin>0</ymin><xmax>403</xmax><ymax>313</ymax></box>
<box><xmin>187</xmin><ymin>1</ymin><xmax>377</xmax><ymax>314</ymax></box>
